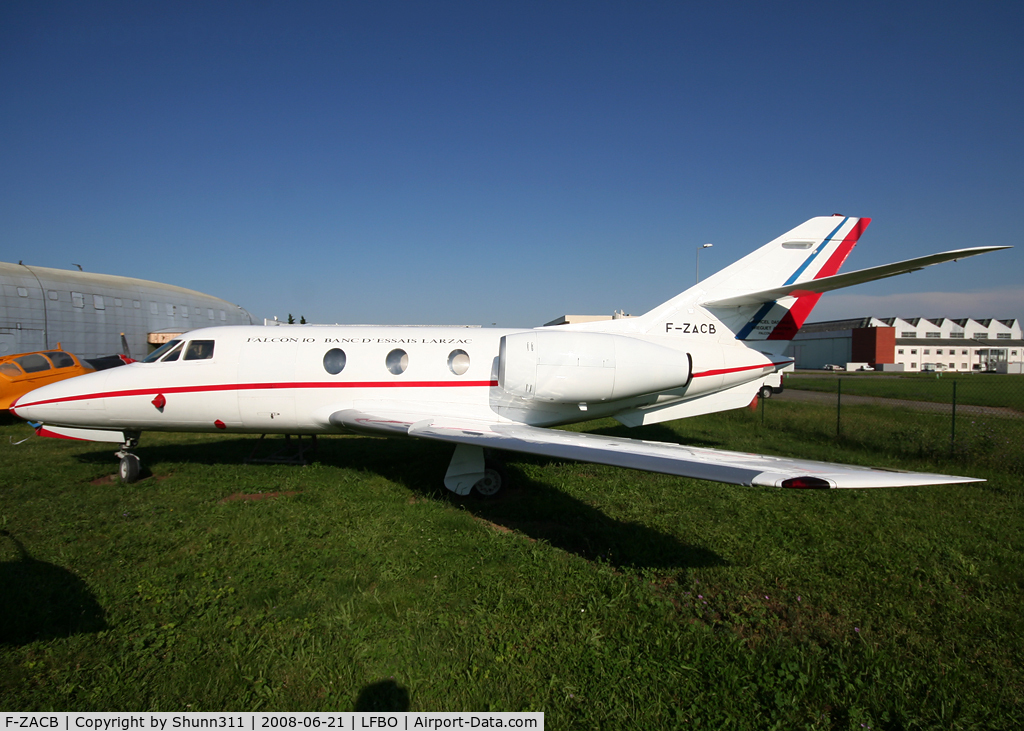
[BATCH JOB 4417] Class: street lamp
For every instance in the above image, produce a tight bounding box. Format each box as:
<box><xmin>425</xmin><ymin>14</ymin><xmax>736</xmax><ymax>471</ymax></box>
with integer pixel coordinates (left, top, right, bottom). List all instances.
<box><xmin>696</xmin><ymin>243</ymin><xmax>713</xmax><ymax>283</ymax></box>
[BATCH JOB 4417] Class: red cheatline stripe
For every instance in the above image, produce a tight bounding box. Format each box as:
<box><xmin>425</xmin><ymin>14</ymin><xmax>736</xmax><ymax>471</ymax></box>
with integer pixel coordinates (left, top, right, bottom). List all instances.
<box><xmin>17</xmin><ymin>380</ymin><xmax>500</xmax><ymax>408</ymax></box>
<box><xmin>693</xmin><ymin>363</ymin><xmax>775</xmax><ymax>378</ymax></box>
<box><xmin>767</xmin><ymin>217</ymin><xmax>871</xmax><ymax>341</ymax></box>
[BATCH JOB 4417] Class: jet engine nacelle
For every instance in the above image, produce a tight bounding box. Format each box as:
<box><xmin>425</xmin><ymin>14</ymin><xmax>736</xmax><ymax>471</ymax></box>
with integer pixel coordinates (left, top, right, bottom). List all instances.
<box><xmin>498</xmin><ymin>331</ymin><xmax>691</xmax><ymax>403</ymax></box>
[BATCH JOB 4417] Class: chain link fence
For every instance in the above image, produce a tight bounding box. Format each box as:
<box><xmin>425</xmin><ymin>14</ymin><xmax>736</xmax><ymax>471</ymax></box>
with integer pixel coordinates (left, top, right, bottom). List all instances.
<box><xmin>763</xmin><ymin>373</ymin><xmax>1024</xmax><ymax>475</ymax></box>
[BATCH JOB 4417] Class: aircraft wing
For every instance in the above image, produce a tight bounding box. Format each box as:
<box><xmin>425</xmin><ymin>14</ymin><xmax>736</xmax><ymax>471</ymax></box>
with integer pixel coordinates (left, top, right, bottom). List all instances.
<box><xmin>329</xmin><ymin>410</ymin><xmax>981</xmax><ymax>489</ymax></box>
<box><xmin>702</xmin><ymin>246</ymin><xmax>1011</xmax><ymax>308</ymax></box>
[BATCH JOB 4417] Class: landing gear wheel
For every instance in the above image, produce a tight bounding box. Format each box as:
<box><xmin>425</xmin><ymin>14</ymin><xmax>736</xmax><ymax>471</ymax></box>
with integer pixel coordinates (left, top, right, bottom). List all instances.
<box><xmin>119</xmin><ymin>454</ymin><xmax>140</xmax><ymax>483</ymax></box>
<box><xmin>473</xmin><ymin>461</ymin><xmax>509</xmax><ymax>498</ymax></box>
<box><xmin>759</xmin><ymin>386</ymin><xmax>773</xmax><ymax>400</ymax></box>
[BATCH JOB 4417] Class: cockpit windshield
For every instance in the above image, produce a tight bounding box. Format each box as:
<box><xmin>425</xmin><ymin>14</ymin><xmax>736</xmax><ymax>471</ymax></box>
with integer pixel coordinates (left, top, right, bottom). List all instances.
<box><xmin>142</xmin><ymin>340</ymin><xmax>181</xmax><ymax>363</ymax></box>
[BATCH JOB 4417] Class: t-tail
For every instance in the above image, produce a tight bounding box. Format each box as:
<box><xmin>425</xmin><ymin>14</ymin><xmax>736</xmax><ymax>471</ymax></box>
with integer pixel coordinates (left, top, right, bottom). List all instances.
<box><xmin>587</xmin><ymin>215</ymin><xmax>1007</xmax><ymax>354</ymax></box>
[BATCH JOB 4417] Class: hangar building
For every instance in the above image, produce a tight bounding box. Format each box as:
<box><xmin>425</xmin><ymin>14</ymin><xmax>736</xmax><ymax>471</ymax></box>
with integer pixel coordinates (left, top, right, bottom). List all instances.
<box><xmin>0</xmin><ymin>262</ymin><xmax>254</xmax><ymax>359</ymax></box>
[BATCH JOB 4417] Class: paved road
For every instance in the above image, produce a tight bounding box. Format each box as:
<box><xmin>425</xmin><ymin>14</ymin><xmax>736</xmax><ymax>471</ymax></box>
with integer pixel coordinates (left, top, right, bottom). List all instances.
<box><xmin>774</xmin><ymin>388</ymin><xmax>1023</xmax><ymax>420</ymax></box>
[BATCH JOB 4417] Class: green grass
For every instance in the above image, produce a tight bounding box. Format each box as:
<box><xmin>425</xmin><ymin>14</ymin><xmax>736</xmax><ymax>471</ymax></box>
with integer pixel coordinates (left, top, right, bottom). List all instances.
<box><xmin>1</xmin><ymin>402</ymin><xmax>1022</xmax><ymax>728</ymax></box>
<box><xmin>785</xmin><ymin>372</ymin><xmax>1024</xmax><ymax>412</ymax></box>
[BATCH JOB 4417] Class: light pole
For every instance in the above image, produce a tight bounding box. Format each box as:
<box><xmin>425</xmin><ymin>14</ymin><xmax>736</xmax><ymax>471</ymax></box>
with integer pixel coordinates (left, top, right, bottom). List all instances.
<box><xmin>696</xmin><ymin>243</ymin><xmax>713</xmax><ymax>283</ymax></box>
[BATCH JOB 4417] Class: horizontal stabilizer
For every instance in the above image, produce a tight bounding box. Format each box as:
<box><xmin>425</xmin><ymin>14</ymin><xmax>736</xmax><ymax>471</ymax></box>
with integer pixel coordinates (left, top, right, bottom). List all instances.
<box><xmin>702</xmin><ymin>246</ymin><xmax>1010</xmax><ymax>308</ymax></box>
<box><xmin>325</xmin><ymin>409</ymin><xmax>985</xmax><ymax>489</ymax></box>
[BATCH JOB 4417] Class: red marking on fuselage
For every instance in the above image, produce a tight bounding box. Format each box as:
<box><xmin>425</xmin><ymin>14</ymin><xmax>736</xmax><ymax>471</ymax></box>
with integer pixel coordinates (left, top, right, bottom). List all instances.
<box><xmin>692</xmin><ymin>362</ymin><xmax>776</xmax><ymax>378</ymax></box>
<box><xmin>17</xmin><ymin>380</ymin><xmax>501</xmax><ymax>409</ymax></box>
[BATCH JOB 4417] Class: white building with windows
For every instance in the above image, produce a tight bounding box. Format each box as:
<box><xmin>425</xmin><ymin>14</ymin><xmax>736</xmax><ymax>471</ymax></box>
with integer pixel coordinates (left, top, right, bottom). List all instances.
<box><xmin>787</xmin><ymin>317</ymin><xmax>1023</xmax><ymax>373</ymax></box>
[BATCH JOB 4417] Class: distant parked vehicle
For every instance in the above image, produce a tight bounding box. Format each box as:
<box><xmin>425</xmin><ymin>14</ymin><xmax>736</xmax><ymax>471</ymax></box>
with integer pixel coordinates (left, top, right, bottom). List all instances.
<box><xmin>822</xmin><ymin>364</ymin><xmax>844</xmax><ymax>371</ymax></box>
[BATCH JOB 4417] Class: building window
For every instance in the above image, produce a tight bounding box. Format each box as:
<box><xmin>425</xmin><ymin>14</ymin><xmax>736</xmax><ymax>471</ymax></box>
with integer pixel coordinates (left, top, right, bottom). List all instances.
<box><xmin>901</xmin><ymin>332</ymin><xmax>916</xmax><ymax>338</ymax></box>
<box><xmin>924</xmin><ymin>349</ymin><xmax>930</xmax><ymax>355</ymax></box>
<box><xmin>911</xmin><ymin>349</ymin><xmax>917</xmax><ymax>355</ymax></box>
<box><xmin>926</xmin><ymin>332</ymin><xmax>940</xmax><ymax>338</ymax></box>
<box><xmin>911</xmin><ymin>363</ymin><xmax>917</xmax><ymax>368</ymax></box>
<box><xmin>950</xmin><ymin>332</ymin><xmax>964</xmax><ymax>338</ymax></box>
<box><xmin>973</xmin><ymin>332</ymin><xmax>986</xmax><ymax>338</ymax></box>
<box><xmin>937</xmin><ymin>349</ymin><xmax>943</xmax><ymax>355</ymax></box>
<box><xmin>997</xmin><ymin>333</ymin><xmax>1011</xmax><ymax>339</ymax></box>
<box><xmin>949</xmin><ymin>363</ymin><xmax>954</xmax><ymax>369</ymax></box>
<box><xmin>961</xmin><ymin>350</ymin><xmax>968</xmax><ymax>355</ymax></box>
<box><xmin>962</xmin><ymin>363</ymin><xmax>968</xmax><ymax>369</ymax></box>
<box><xmin>898</xmin><ymin>349</ymin><xmax>904</xmax><ymax>355</ymax></box>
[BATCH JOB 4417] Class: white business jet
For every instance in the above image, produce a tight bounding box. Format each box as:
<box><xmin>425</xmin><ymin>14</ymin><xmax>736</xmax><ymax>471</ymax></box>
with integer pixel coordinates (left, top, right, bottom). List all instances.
<box><xmin>11</xmin><ymin>216</ymin><xmax>1008</xmax><ymax>493</ymax></box>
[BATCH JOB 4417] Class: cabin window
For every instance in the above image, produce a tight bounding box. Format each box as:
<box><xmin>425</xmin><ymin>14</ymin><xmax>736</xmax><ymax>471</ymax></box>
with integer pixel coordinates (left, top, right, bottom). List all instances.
<box><xmin>166</xmin><ymin>303</ymin><xmax>174</xmax><ymax>316</ymax></box>
<box><xmin>323</xmin><ymin>348</ymin><xmax>347</xmax><ymax>374</ymax></box>
<box><xmin>219</xmin><ymin>310</ymin><xmax>226</xmax><ymax>321</ymax></box>
<box><xmin>0</xmin><ymin>363</ymin><xmax>22</xmax><ymax>377</ymax></box>
<box><xmin>207</xmin><ymin>308</ymin><xmax>215</xmax><ymax>320</ymax></box>
<box><xmin>183</xmin><ymin>340</ymin><xmax>215</xmax><ymax>360</ymax></box>
<box><xmin>93</xmin><ymin>295</ymin><xmax>105</xmax><ymax>310</ymax></box>
<box><xmin>72</xmin><ymin>292</ymin><xmax>85</xmax><ymax>308</ymax></box>
<box><xmin>181</xmin><ymin>305</ymin><xmax>189</xmax><ymax>318</ymax></box>
<box><xmin>142</xmin><ymin>340</ymin><xmax>182</xmax><ymax>363</ymax></box>
<box><xmin>386</xmin><ymin>349</ymin><xmax>408</xmax><ymax>375</ymax></box>
<box><xmin>47</xmin><ymin>290</ymin><xmax>58</xmax><ymax>301</ymax></box>
<box><xmin>133</xmin><ymin>300</ymin><xmax>141</xmax><ymax>309</ymax></box>
<box><xmin>161</xmin><ymin>343</ymin><xmax>184</xmax><ymax>362</ymax></box>
<box><xmin>45</xmin><ymin>351</ymin><xmax>75</xmax><ymax>369</ymax></box>
<box><xmin>114</xmin><ymin>298</ymin><xmax>122</xmax><ymax>307</ymax></box>
<box><xmin>447</xmin><ymin>349</ymin><xmax>470</xmax><ymax>375</ymax></box>
<box><xmin>15</xmin><ymin>354</ymin><xmax>51</xmax><ymax>373</ymax></box>
<box><xmin>17</xmin><ymin>287</ymin><xmax>28</xmax><ymax>297</ymax></box>
<box><xmin>150</xmin><ymin>302</ymin><xmax>159</xmax><ymax>314</ymax></box>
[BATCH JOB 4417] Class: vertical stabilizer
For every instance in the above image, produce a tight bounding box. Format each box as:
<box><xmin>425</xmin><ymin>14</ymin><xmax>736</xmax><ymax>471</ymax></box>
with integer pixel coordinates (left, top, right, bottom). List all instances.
<box><xmin>629</xmin><ymin>216</ymin><xmax>870</xmax><ymax>343</ymax></box>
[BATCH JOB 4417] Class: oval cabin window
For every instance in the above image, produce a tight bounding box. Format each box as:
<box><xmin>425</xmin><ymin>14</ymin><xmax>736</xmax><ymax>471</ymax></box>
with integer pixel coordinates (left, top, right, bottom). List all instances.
<box><xmin>386</xmin><ymin>349</ymin><xmax>408</xmax><ymax>375</ymax></box>
<box><xmin>447</xmin><ymin>349</ymin><xmax>470</xmax><ymax>375</ymax></box>
<box><xmin>323</xmin><ymin>348</ymin><xmax>347</xmax><ymax>375</ymax></box>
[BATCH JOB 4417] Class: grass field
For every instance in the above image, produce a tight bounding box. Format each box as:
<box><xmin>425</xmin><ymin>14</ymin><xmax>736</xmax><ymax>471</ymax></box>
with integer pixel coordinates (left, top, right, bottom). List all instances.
<box><xmin>2</xmin><ymin>401</ymin><xmax>1022</xmax><ymax>728</ymax></box>
<box><xmin>785</xmin><ymin>372</ymin><xmax>1024</xmax><ymax>412</ymax></box>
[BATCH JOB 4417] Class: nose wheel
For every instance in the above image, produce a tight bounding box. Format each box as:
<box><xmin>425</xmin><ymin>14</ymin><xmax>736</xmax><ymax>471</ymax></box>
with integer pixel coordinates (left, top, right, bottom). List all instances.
<box><xmin>115</xmin><ymin>433</ymin><xmax>142</xmax><ymax>483</ymax></box>
<box><xmin>118</xmin><ymin>453</ymin><xmax>140</xmax><ymax>483</ymax></box>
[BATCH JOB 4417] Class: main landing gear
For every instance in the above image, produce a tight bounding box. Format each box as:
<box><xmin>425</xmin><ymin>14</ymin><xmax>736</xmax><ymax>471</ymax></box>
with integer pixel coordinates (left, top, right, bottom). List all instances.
<box><xmin>444</xmin><ymin>444</ymin><xmax>510</xmax><ymax>497</ymax></box>
<box><xmin>115</xmin><ymin>433</ymin><xmax>142</xmax><ymax>483</ymax></box>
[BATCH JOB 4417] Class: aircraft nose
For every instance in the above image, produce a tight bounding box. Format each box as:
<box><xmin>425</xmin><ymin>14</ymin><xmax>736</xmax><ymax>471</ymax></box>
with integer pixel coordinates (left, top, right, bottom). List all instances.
<box><xmin>10</xmin><ymin>370</ymin><xmax>111</xmax><ymax>425</ymax></box>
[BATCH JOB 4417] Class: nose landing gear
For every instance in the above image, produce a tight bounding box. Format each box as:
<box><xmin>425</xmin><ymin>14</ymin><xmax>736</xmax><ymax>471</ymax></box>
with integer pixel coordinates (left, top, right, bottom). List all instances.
<box><xmin>115</xmin><ymin>433</ymin><xmax>142</xmax><ymax>483</ymax></box>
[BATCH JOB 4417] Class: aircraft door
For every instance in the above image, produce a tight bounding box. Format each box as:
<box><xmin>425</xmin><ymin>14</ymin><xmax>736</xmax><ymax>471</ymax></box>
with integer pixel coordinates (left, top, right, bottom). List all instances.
<box><xmin>237</xmin><ymin>338</ymin><xmax>298</xmax><ymax>430</ymax></box>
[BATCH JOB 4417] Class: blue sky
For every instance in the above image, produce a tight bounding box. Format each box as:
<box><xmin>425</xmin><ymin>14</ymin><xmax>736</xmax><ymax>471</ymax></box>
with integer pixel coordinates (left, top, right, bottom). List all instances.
<box><xmin>3</xmin><ymin>1</ymin><xmax>1022</xmax><ymax>327</ymax></box>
